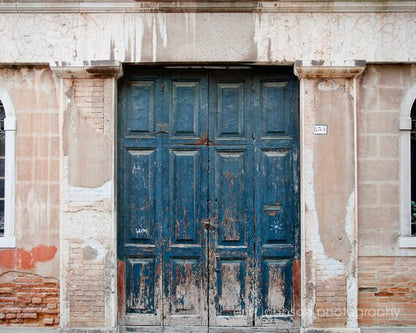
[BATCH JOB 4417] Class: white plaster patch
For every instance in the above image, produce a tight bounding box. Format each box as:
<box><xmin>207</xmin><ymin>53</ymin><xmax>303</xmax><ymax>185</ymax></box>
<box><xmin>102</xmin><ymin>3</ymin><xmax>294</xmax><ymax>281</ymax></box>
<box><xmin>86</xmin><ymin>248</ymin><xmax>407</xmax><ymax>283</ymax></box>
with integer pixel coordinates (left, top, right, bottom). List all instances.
<box><xmin>158</xmin><ymin>13</ymin><xmax>168</xmax><ymax>50</ymax></box>
<box><xmin>69</xmin><ymin>180</ymin><xmax>111</xmax><ymax>207</ymax></box>
<box><xmin>184</xmin><ymin>13</ymin><xmax>197</xmax><ymax>48</ymax></box>
<box><xmin>318</xmin><ymin>80</ymin><xmax>340</xmax><ymax>91</ymax></box>
<box><xmin>253</xmin><ymin>14</ymin><xmax>270</xmax><ymax>62</ymax></box>
<box><xmin>346</xmin><ymin>275</ymin><xmax>358</xmax><ymax>328</ymax></box>
<box><xmin>345</xmin><ymin>190</ymin><xmax>357</xmax><ymax>328</ymax></box>
<box><xmin>344</xmin><ymin>190</ymin><xmax>355</xmax><ymax>246</ymax></box>
<box><xmin>63</xmin><ymin>210</ymin><xmax>113</xmax><ymax>239</ymax></box>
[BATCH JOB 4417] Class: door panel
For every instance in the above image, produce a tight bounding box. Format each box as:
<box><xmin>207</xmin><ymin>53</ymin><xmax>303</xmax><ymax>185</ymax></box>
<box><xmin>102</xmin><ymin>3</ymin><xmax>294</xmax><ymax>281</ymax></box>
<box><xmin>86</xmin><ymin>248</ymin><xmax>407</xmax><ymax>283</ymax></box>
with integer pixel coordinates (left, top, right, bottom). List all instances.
<box><xmin>125</xmin><ymin>149</ymin><xmax>156</xmax><ymax>244</ymax></box>
<box><xmin>260</xmin><ymin>81</ymin><xmax>289</xmax><ymax>137</ymax></box>
<box><xmin>125</xmin><ymin>257</ymin><xmax>156</xmax><ymax>314</ymax></box>
<box><xmin>163</xmin><ymin>146</ymin><xmax>208</xmax><ymax>326</ymax></box>
<box><xmin>215</xmin><ymin>149</ymin><xmax>248</xmax><ymax>246</ymax></box>
<box><xmin>208</xmin><ymin>146</ymin><xmax>254</xmax><ymax>327</ymax></box>
<box><xmin>215</xmin><ymin>82</ymin><xmax>245</xmax><ymax>139</ymax></box>
<box><xmin>259</xmin><ymin>259</ymin><xmax>293</xmax><ymax>325</ymax></box>
<box><xmin>253</xmin><ymin>73</ymin><xmax>299</xmax><ymax>327</ymax></box>
<box><xmin>169</xmin><ymin>149</ymin><xmax>203</xmax><ymax>244</ymax></box>
<box><xmin>260</xmin><ymin>149</ymin><xmax>291</xmax><ymax>244</ymax></box>
<box><xmin>118</xmin><ymin>67</ymin><xmax>299</xmax><ymax>329</ymax></box>
<box><xmin>166</xmin><ymin>74</ymin><xmax>208</xmax><ymax>146</ymax></box>
<box><xmin>119</xmin><ymin>72</ymin><xmax>164</xmax><ymax>326</ymax></box>
<box><xmin>170</xmin><ymin>81</ymin><xmax>203</xmax><ymax>139</ymax></box>
<box><xmin>162</xmin><ymin>72</ymin><xmax>209</xmax><ymax>326</ymax></box>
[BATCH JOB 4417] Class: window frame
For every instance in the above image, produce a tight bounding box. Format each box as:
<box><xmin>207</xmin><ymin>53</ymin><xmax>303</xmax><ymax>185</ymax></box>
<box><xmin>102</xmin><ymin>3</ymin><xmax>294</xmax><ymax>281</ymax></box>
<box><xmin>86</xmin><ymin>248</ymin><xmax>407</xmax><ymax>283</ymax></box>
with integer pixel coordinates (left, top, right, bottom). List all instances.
<box><xmin>399</xmin><ymin>84</ymin><xmax>416</xmax><ymax>248</ymax></box>
<box><xmin>0</xmin><ymin>88</ymin><xmax>16</xmax><ymax>248</ymax></box>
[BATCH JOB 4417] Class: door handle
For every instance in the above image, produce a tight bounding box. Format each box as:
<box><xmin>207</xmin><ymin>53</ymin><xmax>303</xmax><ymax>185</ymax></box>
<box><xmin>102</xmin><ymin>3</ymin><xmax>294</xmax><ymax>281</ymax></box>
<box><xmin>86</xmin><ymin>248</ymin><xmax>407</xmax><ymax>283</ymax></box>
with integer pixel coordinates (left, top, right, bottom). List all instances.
<box><xmin>203</xmin><ymin>219</ymin><xmax>215</xmax><ymax>230</ymax></box>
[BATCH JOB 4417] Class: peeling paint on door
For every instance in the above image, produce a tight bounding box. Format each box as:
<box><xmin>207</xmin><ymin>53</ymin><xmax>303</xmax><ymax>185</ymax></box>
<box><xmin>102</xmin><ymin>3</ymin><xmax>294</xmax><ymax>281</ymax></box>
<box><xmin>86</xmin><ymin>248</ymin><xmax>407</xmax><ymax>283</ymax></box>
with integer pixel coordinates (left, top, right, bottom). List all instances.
<box><xmin>118</xmin><ymin>67</ymin><xmax>299</xmax><ymax>329</ymax></box>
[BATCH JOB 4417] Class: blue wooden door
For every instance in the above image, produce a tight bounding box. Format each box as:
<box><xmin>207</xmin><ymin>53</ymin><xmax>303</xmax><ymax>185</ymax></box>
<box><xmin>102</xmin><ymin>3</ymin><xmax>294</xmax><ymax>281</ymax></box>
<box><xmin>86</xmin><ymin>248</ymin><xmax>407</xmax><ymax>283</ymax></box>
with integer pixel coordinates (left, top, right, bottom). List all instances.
<box><xmin>118</xmin><ymin>68</ymin><xmax>299</xmax><ymax>329</ymax></box>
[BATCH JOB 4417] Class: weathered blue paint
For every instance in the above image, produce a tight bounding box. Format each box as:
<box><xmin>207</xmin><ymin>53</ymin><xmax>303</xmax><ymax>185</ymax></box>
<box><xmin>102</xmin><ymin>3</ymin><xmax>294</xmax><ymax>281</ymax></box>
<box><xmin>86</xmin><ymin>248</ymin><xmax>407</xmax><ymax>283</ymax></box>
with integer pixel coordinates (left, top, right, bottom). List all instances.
<box><xmin>118</xmin><ymin>67</ymin><xmax>299</xmax><ymax>328</ymax></box>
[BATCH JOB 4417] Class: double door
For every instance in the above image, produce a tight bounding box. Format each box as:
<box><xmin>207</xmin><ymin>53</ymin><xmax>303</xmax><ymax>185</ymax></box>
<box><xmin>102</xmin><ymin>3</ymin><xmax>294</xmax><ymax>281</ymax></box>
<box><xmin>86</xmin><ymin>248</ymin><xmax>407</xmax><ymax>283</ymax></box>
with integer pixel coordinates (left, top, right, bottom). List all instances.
<box><xmin>118</xmin><ymin>68</ymin><xmax>299</xmax><ymax>329</ymax></box>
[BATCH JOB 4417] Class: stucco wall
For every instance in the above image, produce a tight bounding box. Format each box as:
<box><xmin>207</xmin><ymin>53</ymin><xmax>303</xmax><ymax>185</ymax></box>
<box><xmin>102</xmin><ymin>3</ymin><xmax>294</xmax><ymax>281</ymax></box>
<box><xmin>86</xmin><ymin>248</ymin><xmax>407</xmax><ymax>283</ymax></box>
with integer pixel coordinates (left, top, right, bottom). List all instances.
<box><xmin>358</xmin><ymin>64</ymin><xmax>416</xmax><ymax>256</ymax></box>
<box><xmin>0</xmin><ymin>66</ymin><xmax>60</xmax><ymax>326</ymax></box>
<box><xmin>357</xmin><ymin>64</ymin><xmax>416</xmax><ymax>327</ymax></box>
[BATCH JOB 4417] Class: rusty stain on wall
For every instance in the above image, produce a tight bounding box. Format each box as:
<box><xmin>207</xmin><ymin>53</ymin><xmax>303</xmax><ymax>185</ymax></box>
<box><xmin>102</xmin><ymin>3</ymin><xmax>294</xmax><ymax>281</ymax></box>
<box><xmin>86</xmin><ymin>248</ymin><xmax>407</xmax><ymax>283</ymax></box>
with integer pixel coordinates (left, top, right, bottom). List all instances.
<box><xmin>293</xmin><ymin>259</ymin><xmax>301</xmax><ymax>320</ymax></box>
<box><xmin>0</xmin><ymin>245</ymin><xmax>57</xmax><ymax>270</ymax></box>
<box><xmin>117</xmin><ymin>260</ymin><xmax>126</xmax><ymax>321</ymax></box>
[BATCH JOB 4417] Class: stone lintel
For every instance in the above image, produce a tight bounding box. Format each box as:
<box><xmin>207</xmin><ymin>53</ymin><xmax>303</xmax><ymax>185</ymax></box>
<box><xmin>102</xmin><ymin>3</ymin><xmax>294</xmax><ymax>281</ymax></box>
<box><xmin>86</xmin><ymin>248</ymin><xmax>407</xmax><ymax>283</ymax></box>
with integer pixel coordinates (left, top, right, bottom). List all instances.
<box><xmin>294</xmin><ymin>60</ymin><xmax>366</xmax><ymax>79</ymax></box>
<box><xmin>1</xmin><ymin>1</ymin><xmax>415</xmax><ymax>13</ymax></box>
<box><xmin>50</xmin><ymin>60</ymin><xmax>123</xmax><ymax>79</ymax></box>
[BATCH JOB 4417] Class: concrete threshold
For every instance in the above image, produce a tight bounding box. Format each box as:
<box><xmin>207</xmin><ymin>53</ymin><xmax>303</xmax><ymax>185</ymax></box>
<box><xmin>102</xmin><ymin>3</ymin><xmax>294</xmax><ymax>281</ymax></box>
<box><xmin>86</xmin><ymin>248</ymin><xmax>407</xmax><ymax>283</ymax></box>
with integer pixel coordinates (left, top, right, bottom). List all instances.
<box><xmin>0</xmin><ymin>328</ymin><xmax>57</xmax><ymax>332</ymax></box>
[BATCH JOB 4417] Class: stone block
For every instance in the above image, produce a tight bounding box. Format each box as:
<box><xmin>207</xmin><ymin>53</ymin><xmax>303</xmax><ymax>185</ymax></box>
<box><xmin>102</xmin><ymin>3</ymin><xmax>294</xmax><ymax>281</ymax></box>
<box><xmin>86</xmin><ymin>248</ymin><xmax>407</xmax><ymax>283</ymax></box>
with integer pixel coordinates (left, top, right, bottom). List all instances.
<box><xmin>358</xmin><ymin>160</ymin><xmax>399</xmax><ymax>182</ymax></box>
<box><xmin>358</xmin><ymin>135</ymin><xmax>378</xmax><ymax>158</ymax></box>
<box><xmin>379</xmin><ymin>135</ymin><xmax>399</xmax><ymax>158</ymax></box>
<box><xmin>358</xmin><ymin>183</ymin><xmax>378</xmax><ymax>206</ymax></box>
<box><xmin>379</xmin><ymin>88</ymin><xmax>404</xmax><ymax>110</ymax></box>
<box><xmin>379</xmin><ymin>184</ymin><xmax>399</xmax><ymax>205</ymax></box>
<box><xmin>359</xmin><ymin>112</ymin><xmax>398</xmax><ymax>134</ymax></box>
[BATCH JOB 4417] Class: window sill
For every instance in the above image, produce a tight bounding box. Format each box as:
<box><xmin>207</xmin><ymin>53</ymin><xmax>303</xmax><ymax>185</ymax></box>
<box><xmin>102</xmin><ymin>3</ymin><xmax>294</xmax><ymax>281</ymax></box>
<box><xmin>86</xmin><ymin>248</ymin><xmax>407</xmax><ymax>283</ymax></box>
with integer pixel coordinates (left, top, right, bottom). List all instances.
<box><xmin>0</xmin><ymin>236</ymin><xmax>15</xmax><ymax>248</ymax></box>
<box><xmin>399</xmin><ymin>236</ymin><xmax>416</xmax><ymax>248</ymax></box>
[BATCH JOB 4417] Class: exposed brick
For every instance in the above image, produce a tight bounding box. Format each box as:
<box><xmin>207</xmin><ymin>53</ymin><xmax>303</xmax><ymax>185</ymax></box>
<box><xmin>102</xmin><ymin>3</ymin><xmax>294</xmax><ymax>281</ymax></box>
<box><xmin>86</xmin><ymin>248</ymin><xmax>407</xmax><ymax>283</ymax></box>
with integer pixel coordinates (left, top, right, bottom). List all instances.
<box><xmin>0</xmin><ymin>272</ymin><xmax>59</xmax><ymax>327</ymax></box>
<box><xmin>358</xmin><ymin>257</ymin><xmax>416</xmax><ymax>326</ymax></box>
<box><xmin>0</xmin><ymin>287</ymin><xmax>13</xmax><ymax>294</ymax></box>
<box><xmin>32</xmin><ymin>297</ymin><xmax>42</xmax><ymax>304</ymax></box>
<box><xmin>43</xmin><ymin>317</ymin><xmax>54</xmax><ymax>325</ymax></box>
<box><xmin>374</xmin><ymin>291</ymin><xmax>394</xmax><ymax>297</ymax></box>
<box><xmin>20</xmin><ymin>313</ymin><xmax>38</xmax><ymax>319</ymax></box>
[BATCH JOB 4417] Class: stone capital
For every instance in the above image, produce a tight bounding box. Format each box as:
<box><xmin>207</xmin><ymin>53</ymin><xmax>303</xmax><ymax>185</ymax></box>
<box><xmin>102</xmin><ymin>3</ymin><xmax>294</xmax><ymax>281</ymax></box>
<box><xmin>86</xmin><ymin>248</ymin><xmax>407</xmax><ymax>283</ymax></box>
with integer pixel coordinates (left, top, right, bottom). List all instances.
<box><xmin>294</xmin><ymin>60</ymin><xmax>366</xmax><ymax>79</ymax></box>
<box><xmin>50</xmin><ymin>60</ymin><xmax>123</xmax><ymax>79</ymax></box>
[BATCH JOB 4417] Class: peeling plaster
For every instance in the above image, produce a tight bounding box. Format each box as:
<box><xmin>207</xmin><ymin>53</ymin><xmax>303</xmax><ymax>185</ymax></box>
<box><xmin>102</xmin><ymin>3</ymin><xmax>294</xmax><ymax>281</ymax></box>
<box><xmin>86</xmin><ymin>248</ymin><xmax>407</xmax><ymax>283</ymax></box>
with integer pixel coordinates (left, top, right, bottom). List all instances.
<box><xmin>65</xmin><ymin>85</ymin><xmax>111</xmax><ymax>188</ymax></box>
<box><xmin>314</xmin><ymin>79</ymin><xmax>354</xmax><ymax>264</ymax></box>
<box><xmin>304</xmin><ymin>144</ymin><xmax>345</xmax><ymax>326</ymax></box>
<box><xmin>184</xmin><ymin>13</ymin><xmax>197</xmax><ymax>49</ymax></box>
<box><xmin>0</xmin><ymin>12</ymin><xmax>415</xmax><ymax>63</ymax></box>
<box><xmin>69</xmin><ymin>180</ymin><xmax>111</xmax><ymax>207</ymax></box>
<box><xmin>345</xmin><ymin>191</ymin><xmax>357</xmax><ymax>328</ymax></box>
<box><xmin>0</xmin><ymin>245</ymin><xmax>57</xmax><ymax>271</ymax></box>
<box><xmin>304</xmin><ymin>147</ymin><xmax>345</xmax><ymax>276</ymax></box>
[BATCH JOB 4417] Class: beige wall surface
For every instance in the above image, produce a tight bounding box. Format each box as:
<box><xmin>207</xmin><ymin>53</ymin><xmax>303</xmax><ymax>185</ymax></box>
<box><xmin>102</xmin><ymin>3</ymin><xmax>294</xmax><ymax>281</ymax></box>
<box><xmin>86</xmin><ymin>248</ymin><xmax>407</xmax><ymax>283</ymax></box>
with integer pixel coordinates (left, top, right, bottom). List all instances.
<box><xmin>0</xmin><ymin>67</ymin><xmax>59</xmax><ymax>279</ymax></box>
<box><xmin>358</xmin><ymin>64</ymin><xmax>416</xmax><ymax>256</ymax></box>
<box><xmin>0</xmin><ymin>67</ymin><xmax>60</xmax><ymax>326</ymax></box>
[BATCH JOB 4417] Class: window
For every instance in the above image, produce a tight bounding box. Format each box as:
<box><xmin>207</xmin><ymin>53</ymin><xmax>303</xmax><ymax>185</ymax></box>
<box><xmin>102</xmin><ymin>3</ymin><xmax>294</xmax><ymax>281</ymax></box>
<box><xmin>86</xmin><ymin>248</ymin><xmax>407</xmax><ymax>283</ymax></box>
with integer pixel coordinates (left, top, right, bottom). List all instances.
<box><xmin>0</xmin><ymin>102</ymin><xmax>5</xmax><ymax>237</ymax></box>
<box><xmin>0</xmin><ymin>90</ymin><xmax>16</xmax><ymax>248</ymax></box>
<box><xmin>399</xmin><ymin>84</ymin><xmax>416</xmax><ymax>248</ymax></box>
<box><xmin>411</xmin><ymin>101</ymin><xmax>416</xmax><ymax>237</ymax></box>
